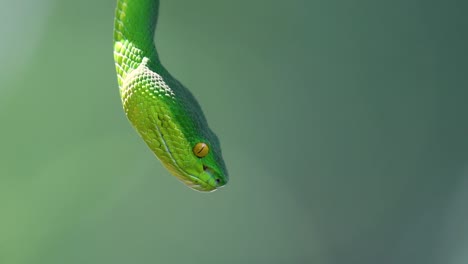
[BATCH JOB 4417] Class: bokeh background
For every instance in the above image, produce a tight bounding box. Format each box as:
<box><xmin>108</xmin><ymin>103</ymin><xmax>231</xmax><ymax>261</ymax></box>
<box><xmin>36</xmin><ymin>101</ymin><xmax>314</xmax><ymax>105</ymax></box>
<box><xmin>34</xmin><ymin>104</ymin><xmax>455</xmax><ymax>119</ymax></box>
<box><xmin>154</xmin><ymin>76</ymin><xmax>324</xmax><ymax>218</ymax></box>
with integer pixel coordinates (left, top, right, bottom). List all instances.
<box><xmin>1</xmin><ymin>0</ymin><xmax>467</xmax><ymax>263</ymax></box>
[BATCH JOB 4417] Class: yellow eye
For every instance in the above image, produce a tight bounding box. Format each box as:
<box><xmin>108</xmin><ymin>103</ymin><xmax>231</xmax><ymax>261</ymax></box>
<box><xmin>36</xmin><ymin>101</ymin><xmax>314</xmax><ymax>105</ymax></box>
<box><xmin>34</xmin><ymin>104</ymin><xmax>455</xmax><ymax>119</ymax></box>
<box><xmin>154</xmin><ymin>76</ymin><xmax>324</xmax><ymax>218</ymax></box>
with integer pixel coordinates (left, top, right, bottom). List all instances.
<box><xmin>193</xmin><ymin>142</ymin><xmax>209</xmax><ymax>158</ymax></box>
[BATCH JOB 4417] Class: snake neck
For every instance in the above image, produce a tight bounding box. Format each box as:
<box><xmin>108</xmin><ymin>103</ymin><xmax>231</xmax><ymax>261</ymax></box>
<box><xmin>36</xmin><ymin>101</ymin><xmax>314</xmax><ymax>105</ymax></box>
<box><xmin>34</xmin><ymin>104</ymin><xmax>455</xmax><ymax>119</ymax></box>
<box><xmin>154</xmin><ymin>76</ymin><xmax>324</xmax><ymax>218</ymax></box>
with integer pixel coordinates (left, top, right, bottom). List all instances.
<box><xmin>114</xmin><ymin>0</ymin><xmax>160</xmax><ymax>88</ymax></box>
<box><xmin>114</xmin><ymin>0</ymin><xmax>159</xmax><ymax>47</ymax></box>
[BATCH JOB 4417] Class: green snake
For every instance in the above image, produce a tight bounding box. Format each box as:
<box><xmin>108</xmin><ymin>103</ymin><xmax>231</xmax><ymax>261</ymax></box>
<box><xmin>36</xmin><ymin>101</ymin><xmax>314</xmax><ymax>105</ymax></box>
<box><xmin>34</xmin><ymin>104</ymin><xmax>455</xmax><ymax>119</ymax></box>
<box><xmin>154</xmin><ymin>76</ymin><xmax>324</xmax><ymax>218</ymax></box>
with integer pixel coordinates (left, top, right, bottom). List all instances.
<box><xmin>113</xmin><ymin>0</ymin><xmax>228</xmax><ymax>192</ymax></box>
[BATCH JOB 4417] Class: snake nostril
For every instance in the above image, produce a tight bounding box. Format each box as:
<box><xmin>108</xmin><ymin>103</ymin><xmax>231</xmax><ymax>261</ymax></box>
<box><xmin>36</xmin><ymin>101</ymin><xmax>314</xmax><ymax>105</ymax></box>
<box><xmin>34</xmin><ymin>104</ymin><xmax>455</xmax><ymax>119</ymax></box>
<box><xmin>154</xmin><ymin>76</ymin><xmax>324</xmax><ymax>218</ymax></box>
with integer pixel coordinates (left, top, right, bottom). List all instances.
<box><xmin>215</xmin><ymin>178</ymin><xmax>221</xmax><ymax>184</ymax></box>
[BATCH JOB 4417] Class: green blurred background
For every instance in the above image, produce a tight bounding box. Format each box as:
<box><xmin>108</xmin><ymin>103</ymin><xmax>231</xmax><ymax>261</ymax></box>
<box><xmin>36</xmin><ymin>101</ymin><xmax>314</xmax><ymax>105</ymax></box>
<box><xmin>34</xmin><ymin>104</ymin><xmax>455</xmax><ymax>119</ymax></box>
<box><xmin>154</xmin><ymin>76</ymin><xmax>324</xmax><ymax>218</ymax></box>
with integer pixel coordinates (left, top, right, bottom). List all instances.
<box><xmin>1</xmin><ymin>0</ymin><xmax>467</xmax><ymax>263</ymax></box>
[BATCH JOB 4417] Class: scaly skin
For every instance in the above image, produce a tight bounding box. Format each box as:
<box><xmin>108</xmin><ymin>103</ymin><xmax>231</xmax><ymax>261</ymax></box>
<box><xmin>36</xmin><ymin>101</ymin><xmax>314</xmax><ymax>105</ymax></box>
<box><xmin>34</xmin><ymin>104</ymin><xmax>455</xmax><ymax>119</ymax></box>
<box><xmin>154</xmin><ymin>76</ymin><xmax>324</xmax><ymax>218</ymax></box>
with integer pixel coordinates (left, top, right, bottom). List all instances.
<box><xmin>113</xmin><ymin>0</ymin><xmax>228</xmax><ymax>192</ymax></box>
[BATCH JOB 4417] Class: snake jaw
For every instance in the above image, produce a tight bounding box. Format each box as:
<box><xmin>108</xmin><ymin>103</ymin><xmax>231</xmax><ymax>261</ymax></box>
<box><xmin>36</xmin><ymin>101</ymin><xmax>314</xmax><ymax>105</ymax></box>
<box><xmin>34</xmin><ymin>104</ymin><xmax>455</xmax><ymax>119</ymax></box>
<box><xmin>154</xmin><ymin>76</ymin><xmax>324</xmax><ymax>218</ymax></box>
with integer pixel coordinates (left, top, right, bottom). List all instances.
<box><xmin>163</xmin><ymin>161</ymin><xmax>223</xmax><ymax>192</ymax></box>
<box><xmin>172</xmin><ymin>164</ymin><xmax>226</xmax><ymax>192</ymax></box>
<box><xmin>183</xmin><ymin>173</ymin><xmax>217</xmax><ymax>192</ymax></box>
<box><xmin>159</xmin><ymin>162</ymin><xmax>214</xmax><ymax>192</ymax></box>
<box><xmin>182</xmin><ymin>165</ymin><xmax>226</xmax><ymax>192</ymax></box>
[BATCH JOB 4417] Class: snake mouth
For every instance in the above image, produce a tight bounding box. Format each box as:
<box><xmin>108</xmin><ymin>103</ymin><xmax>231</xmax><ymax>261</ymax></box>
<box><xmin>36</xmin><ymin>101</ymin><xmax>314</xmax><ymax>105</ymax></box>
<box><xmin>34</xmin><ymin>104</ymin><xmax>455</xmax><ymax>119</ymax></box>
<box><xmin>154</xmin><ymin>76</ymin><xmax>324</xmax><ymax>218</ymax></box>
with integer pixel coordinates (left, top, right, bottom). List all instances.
<box><xmin>178</xmin><ymin>165</ymin><xmax>225</xmax><ymax>192</ymax></box>
<box><xmin>172</xmin><ymin>165</ymin><xmax>218</xmax><ymax>192</ymax></box>
<box><xmin>184</xmin><ymin>173</ymin><xmax>217</xmax><ymax>192</ymax></box>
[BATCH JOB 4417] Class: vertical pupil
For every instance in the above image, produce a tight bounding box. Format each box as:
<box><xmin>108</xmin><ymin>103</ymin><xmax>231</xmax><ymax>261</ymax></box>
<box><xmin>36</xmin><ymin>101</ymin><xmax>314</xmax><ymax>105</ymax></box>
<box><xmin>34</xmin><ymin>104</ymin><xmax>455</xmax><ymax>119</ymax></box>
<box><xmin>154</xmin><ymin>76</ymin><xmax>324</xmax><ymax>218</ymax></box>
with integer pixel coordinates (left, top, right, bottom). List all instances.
<box><xmin>197</xmin><ymin>145</ymin><xmax>205</xmax><ymax>154</ymax></box>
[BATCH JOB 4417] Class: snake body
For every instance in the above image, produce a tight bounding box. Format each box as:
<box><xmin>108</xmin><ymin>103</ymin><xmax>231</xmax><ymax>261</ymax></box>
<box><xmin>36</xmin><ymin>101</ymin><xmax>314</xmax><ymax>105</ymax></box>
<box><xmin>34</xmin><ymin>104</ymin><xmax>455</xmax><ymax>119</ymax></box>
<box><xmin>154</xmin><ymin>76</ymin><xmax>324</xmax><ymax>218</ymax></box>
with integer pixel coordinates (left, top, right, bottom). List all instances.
<box><xmin>113</xmin><ymin>0</ymin><xmax>228</xmax><ymax>192</ymax></box>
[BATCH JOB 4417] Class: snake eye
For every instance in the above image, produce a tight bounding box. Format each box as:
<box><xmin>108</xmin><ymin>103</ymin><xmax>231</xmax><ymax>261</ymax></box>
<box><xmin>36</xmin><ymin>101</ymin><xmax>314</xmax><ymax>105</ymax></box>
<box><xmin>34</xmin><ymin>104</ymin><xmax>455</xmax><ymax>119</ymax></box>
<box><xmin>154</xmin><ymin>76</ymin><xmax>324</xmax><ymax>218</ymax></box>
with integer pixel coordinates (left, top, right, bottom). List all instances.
<box><xmin>193</xmin><ymin>142</ymin><xmax>209</xmax><ymax>158</ymax></box>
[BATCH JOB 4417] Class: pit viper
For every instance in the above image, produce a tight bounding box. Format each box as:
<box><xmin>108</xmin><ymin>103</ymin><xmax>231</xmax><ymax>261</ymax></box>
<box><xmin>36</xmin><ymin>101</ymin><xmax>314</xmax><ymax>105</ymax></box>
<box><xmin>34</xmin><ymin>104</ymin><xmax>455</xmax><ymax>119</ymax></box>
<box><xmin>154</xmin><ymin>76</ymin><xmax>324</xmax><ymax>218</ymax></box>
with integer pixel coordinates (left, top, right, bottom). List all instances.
<box><xmin>113</xmin><ymin>0</ymin><xmax>228</xmax><ymax>192</ymax></box>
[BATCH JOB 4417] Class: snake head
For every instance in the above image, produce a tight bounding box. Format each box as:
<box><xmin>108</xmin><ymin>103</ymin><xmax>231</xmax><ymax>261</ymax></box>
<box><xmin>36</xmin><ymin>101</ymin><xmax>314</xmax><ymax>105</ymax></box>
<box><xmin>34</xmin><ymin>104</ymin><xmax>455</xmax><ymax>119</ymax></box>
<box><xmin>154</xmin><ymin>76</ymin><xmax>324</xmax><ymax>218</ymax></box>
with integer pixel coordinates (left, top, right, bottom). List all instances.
<box><xmin>175</xmin><ymin>131</ymin><xmax>229</xmax><ymax>192</ymax></box>
<box><xmin>161</xmin><ymin>137</ymin><xmax>228</xmax><ymax>192</ymax></box>
<box><xmin>122</xmin><ymin>58</ymin><xmax>228</xmax><ymax>192</ymax></box>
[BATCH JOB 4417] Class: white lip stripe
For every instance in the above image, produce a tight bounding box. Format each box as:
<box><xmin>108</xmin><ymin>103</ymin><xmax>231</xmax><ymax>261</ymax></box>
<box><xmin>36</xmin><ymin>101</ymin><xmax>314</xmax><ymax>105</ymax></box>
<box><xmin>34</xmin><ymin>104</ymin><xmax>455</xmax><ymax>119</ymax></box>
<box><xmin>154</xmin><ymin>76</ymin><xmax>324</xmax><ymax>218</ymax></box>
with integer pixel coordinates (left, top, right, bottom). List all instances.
<box><xmin>153</xmin><ymin>120</ymin><xmax>211</xmax><ymax>188</ymax></box>
<box><xmin>147</xmin><ymin>92</ymin><xmax>210</xmax><ymax>188</ymax></box>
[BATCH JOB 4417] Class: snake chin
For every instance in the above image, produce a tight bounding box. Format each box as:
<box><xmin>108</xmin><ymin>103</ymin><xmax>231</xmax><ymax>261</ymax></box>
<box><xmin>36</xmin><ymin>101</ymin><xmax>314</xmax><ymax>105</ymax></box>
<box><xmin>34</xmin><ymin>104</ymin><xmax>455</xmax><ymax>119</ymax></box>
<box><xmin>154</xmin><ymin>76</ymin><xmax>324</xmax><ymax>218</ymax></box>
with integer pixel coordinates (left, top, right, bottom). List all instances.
<box><xmin>184</xmin><ymin>174</ymin><xmax>217</xmax><ymax>193</ymax></box>
<box><xmin>177</xmin><ymin>165</ymin><xmax>226</xmax><ymax>193</ymax></box>
<box><xmin>171</xmin><ymin>168</ymin><xmax>216</xmax><ymax>192</ymax></box>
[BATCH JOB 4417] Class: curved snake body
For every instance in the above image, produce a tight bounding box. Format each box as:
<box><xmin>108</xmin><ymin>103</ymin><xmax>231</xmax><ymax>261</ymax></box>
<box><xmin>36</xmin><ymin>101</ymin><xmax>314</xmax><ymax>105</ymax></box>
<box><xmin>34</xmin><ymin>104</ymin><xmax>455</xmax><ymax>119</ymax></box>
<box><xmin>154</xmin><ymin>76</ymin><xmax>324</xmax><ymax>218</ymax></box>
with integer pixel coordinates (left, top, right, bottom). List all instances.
<box><xmin>113</xmin><ymin>0</ymin><xmax>228</xmax><ymax>192</ymax></box>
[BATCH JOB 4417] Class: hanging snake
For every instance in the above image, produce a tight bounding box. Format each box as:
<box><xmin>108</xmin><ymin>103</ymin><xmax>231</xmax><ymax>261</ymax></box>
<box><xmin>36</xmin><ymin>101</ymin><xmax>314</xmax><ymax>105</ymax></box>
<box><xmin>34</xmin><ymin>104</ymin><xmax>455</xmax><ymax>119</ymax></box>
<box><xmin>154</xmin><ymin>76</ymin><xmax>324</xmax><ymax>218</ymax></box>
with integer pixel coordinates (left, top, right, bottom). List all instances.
<box><xmin>113</xmin><ymin>0</ymin><xmax>228</xmax><ymax>192</ymax></box>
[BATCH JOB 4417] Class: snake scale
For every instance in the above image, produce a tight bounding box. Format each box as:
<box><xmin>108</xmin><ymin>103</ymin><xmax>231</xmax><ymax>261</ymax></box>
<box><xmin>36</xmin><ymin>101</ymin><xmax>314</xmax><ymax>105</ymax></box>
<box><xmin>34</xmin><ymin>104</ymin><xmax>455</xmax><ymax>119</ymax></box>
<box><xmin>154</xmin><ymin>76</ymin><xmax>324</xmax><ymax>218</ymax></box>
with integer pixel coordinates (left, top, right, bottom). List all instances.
<box><xmin>113</xmin><ymin>0</ymin><xmax>228</xmax><ymax>192</ymax></box>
